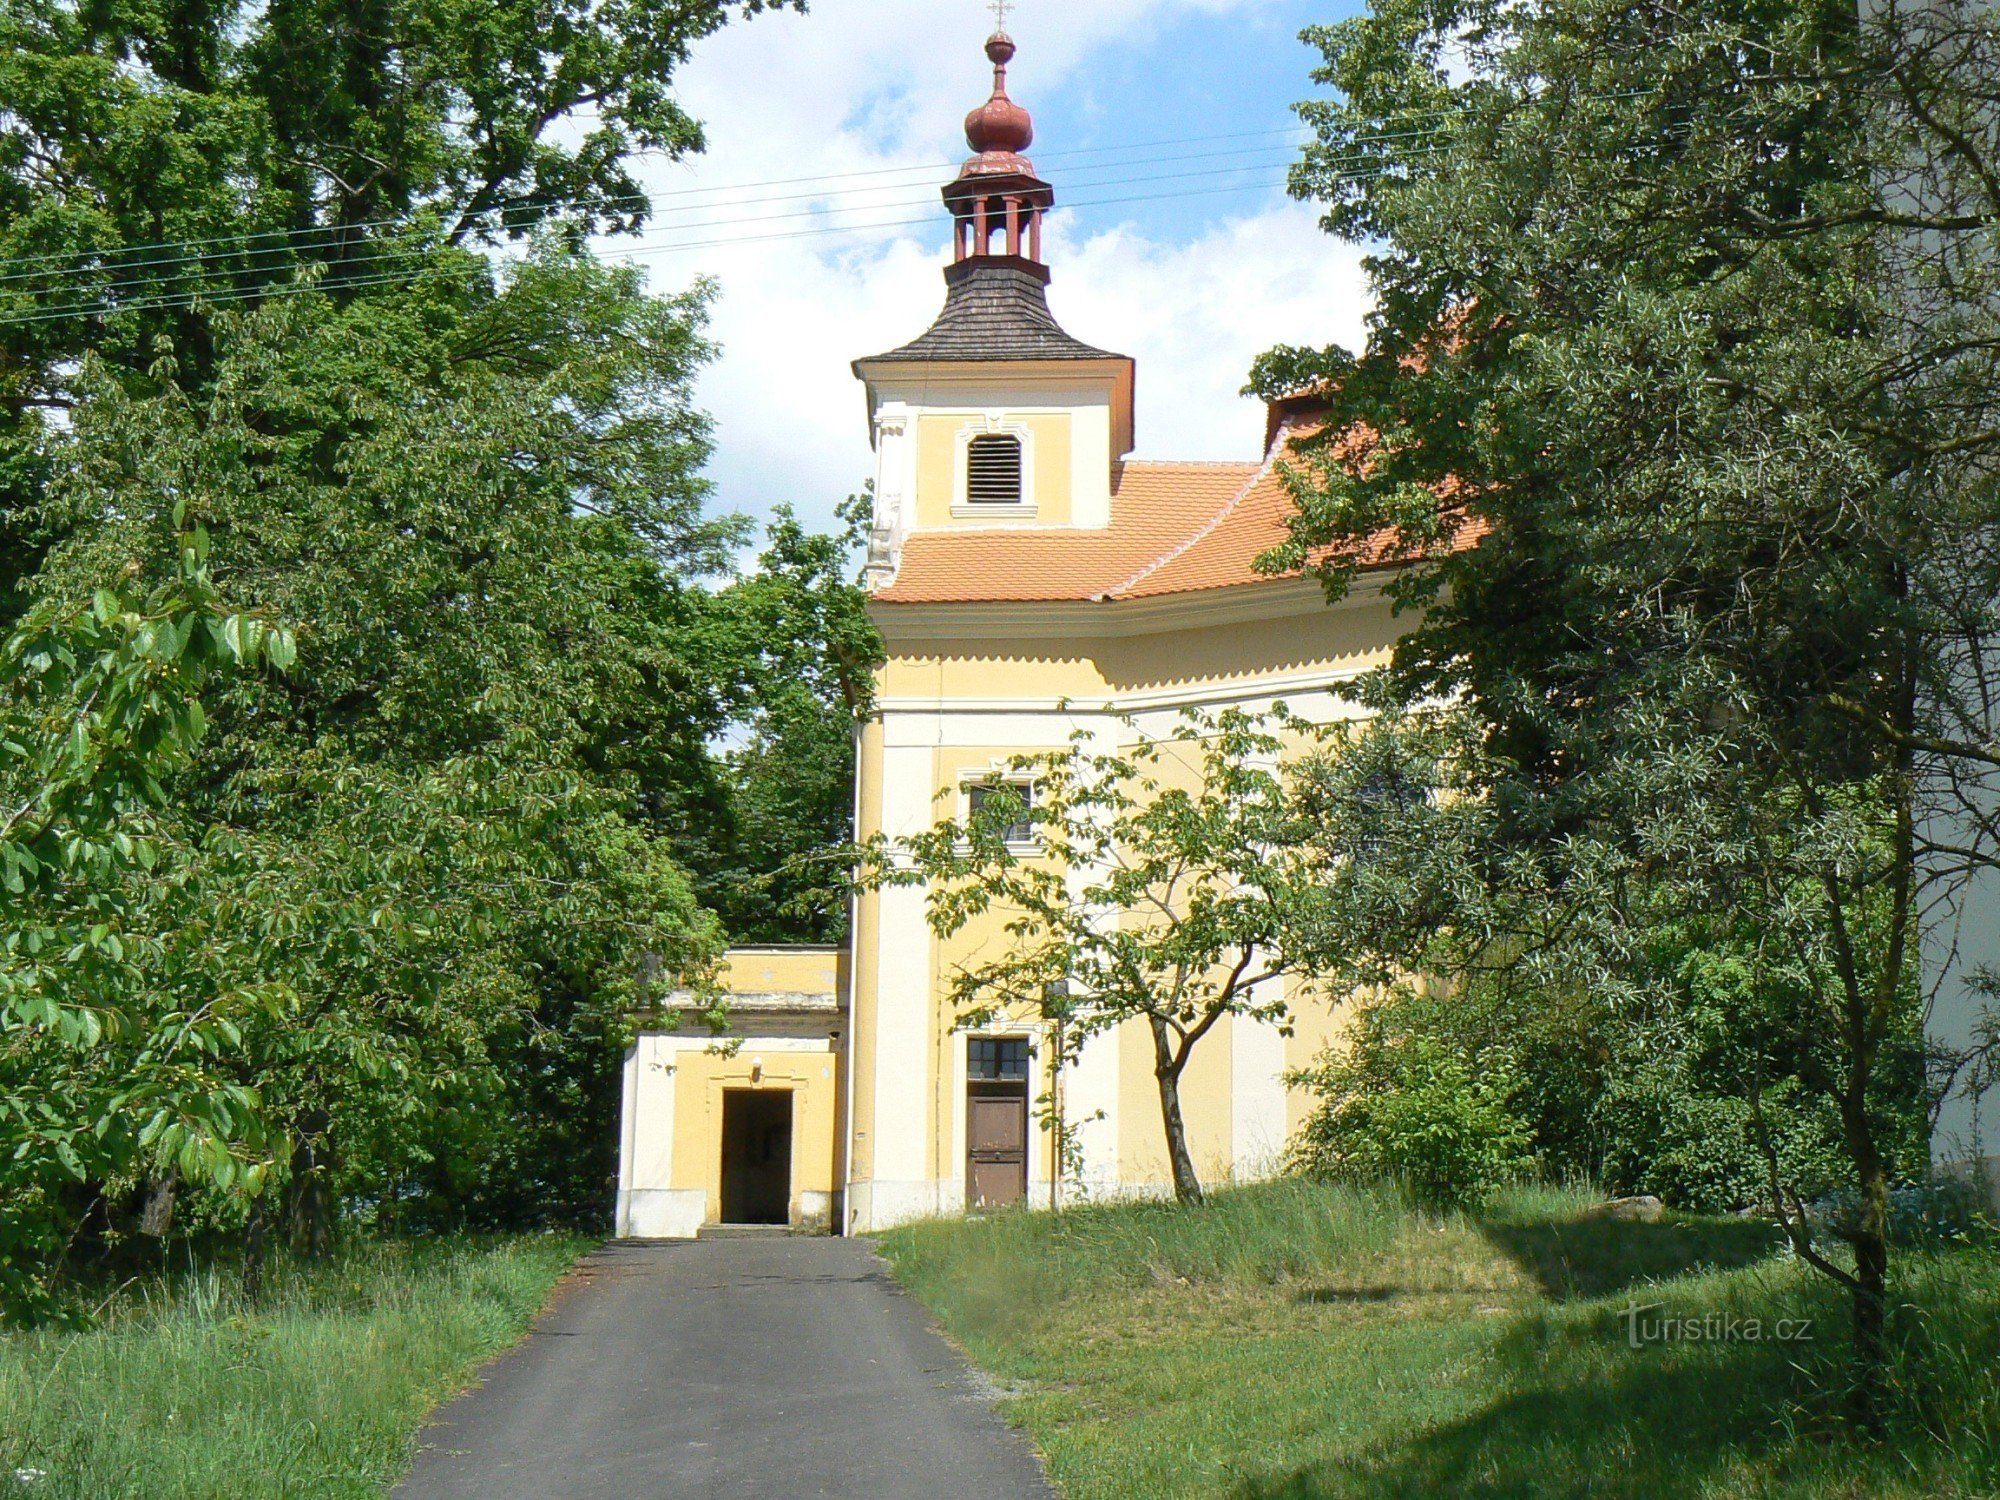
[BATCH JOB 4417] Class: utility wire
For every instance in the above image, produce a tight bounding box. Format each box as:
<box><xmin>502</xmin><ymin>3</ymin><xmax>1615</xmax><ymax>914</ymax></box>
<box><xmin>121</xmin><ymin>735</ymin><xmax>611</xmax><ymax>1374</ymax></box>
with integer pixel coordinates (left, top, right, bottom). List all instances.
<box><xmin>0</xmin><ymin>137</ymin><xmax>1339</xmax><ymax>294</ymax></box>
<box><xmin>0</xmin><ymin>153</ymin><xmax>1450</xmax><ymax>332</ymax></box>
<box><xmin>1</xmin><ymin>145</ymin><xmax>1342</xmax><ymax>308</ymax></box>
<box><xmin>0</xmin><ymin>115</ymin><xmax>1486</xmax><ymax>289</ymax></box>
<box><xmin>0</xmin><ymin>86</ymin><xmax>1666</xmax><ymax>288</ymax></box>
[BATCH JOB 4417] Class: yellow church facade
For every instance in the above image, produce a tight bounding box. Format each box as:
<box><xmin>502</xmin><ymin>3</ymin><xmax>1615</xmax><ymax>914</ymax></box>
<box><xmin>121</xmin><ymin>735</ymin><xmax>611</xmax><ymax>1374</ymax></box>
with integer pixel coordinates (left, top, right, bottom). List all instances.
<box><xmin>616</xmin><ymin>28</ymin><xmax>1412</xmax><ymax>1239</ymax></box>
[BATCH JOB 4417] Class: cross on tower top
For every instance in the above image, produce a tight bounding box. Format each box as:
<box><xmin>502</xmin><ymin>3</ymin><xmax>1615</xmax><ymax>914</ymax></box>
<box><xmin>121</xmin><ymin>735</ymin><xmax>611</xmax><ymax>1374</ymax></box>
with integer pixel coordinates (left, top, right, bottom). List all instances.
<box><xmin>989</xmin><ymin>0</ymin><xmax>1013</xmax><ymax>33</ymax></box>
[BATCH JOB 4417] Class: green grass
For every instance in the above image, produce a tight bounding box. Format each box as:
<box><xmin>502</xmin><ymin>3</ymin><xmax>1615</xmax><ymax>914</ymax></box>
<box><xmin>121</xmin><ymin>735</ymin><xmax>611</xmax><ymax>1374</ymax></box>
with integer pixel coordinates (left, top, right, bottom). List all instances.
<box><xmin>0</xmin><ymin>1234</ymin><xmax>588</xmax><ymax>1500</ymax></box>
<box><xmin>880</xmin><ymin>1180</ymin><xmax>2000</xmax><ymax>1499</ymax></box>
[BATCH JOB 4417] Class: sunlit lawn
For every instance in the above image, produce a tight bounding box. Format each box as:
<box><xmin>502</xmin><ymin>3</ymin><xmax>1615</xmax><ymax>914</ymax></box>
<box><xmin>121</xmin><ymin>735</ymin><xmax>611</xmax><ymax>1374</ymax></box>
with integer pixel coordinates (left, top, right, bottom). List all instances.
<box><xmin>882</xmin><ymin>1181</ymin><xmax>2000</xmax><ymax>1499</ymax></box>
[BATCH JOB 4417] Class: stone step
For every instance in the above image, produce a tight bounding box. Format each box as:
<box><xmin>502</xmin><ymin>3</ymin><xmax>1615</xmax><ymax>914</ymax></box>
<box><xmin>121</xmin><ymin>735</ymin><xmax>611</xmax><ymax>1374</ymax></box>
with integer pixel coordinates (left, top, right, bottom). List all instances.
<box><xmin>695</xmin><ymin>1222</ymin><xmax>815</xmax><ymax>1240</ymax></box>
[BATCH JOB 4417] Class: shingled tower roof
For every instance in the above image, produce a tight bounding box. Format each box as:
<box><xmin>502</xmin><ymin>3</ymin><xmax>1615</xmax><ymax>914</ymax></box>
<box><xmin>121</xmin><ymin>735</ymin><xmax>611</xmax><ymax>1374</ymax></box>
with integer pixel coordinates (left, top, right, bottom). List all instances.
<box><xmin>859</xmin><ymin>259</ymin><xmax>1120</xmax><ymax>365</ymax></box>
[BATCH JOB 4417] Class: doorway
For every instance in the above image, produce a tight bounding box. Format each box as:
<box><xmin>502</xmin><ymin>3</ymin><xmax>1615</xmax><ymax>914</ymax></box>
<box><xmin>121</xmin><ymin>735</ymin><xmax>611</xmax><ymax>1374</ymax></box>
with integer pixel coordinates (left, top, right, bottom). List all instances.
<box><xmin>720</xmin><ymin>1090</ymin><xmax>793</xmax><ymax>1225</ymax></box>
<box><xmin>966</xmin><ymin>1036</ymin><xmax>1030</xmax><ymax>1209</ymax></box>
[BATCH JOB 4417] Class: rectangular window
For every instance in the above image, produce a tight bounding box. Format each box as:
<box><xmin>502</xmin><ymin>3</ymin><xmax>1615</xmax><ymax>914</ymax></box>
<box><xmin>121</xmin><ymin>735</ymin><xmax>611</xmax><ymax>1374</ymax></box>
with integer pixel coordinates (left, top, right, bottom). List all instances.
<box><xmin>966</xmin><ymin>433</ymin><xmax>1024</xmax><ymax>505</ymax></box>
<box><xmin>967</xmin><ymin>780</ymin><xmax>1036</xmax><ymax>844</ymax></box>
<box><xmin>968</xmin><ymin>1036</ymin><xmax>1032</xmax><ymax>1082</ymax></box>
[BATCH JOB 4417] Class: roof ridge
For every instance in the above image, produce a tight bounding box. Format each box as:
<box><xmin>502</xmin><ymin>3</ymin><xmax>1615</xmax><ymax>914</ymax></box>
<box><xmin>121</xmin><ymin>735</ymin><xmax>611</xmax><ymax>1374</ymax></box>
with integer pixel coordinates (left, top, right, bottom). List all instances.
<box><xmin>1103</xmin><ymin>424</ymin><xmax>1295</xmax><ymax>601</ymax></box>
<box><xmin>1119</xmin><ymin>458</ymin><xmax>1262</xmax><ymax>470</ymax></box>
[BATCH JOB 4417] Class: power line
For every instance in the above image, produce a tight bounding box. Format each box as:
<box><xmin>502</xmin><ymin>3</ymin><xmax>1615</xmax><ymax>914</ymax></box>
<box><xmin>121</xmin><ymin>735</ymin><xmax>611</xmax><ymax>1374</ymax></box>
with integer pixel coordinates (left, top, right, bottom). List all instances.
<box><xmin>0</xmin><ymin>137</ymin><xmax>1340</xmax><ymax>295</ymax></box>
<box><xmin>0</xmin><ymin>153</ymin><xmax>1449</xmax><ymax>332</ymax></box>
<box><xmin>0</xmin><ymin>85</ymin><xmax>1670</xmax><ymax>290</ymax></box>
<box><xmin>2</xmin><ymin>145</ymin><xmax>1335</xmax><ymax>309</ymax></box>
<box><xmin>0</xmin><ymin>123</ymin><xmax>1322</xmax><ymax>284</ymax></box>
<box><xmin>0</xmin><ymin>114</ymin><xmax>1496</xmax><ymax>291</ymax></box>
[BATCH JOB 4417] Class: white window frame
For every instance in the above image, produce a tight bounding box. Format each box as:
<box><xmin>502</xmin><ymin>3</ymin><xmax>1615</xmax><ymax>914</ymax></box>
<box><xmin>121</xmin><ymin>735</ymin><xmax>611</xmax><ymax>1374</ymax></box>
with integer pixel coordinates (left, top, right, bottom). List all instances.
<box><xmin>952</xmin><ymin>417</ymin><xmax>1037</xmax><ymax>517</ymax></box>
<box><xmin>959</xmin><ymin>770</ymin><xmax>1042</xmax><ymax>854</ymax></box>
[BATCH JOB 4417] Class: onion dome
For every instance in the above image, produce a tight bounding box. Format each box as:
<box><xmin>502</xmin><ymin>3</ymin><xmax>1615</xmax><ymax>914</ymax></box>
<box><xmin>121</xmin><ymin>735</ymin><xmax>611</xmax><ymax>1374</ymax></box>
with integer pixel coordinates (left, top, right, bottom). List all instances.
<box><xmin>964</xmin><ymin>34</ymin><xmax>1035</xmax><ymax>161</ymax></box>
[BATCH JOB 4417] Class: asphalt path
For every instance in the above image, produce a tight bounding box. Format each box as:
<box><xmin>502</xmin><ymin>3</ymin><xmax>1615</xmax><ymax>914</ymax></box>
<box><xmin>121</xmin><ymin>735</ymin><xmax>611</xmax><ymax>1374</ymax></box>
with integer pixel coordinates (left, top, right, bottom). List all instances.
<box><xmin>395</xmin><ymin>1235</ymin><xmax>1055</xmax><ymax>1500</ymax></box>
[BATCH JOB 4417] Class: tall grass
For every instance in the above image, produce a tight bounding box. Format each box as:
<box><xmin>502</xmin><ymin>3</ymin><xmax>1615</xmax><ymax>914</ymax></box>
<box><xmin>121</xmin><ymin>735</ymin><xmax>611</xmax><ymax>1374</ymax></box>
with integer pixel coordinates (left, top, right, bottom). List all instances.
<box><xmin>881</xmin><ymin>1181</ymin><xmax>2000</xmax><ymax>1499</ymax></box>
<box><xmin>0</xmin><ymin>1235</ymin><xmax>585</xmax><ymax>1500</ymax></box>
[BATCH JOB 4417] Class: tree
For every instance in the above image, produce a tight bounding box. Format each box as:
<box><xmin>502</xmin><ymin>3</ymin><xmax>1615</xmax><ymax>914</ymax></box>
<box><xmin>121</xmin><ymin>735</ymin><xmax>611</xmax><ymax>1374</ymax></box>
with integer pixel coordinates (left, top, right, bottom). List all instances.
<box><xmin>879</xmin><ymin>709</ymin><xmax>1342</xmax><ymax>1207</ymax></box>
<box><xmin>0</xmin><ymin>0</ymin><xmax>823</xmax><ymax>1291</ymax></box>
<box><xmin>1256</xmin><ymin>0</ymin><xmax>1999</xmax><ymax>1411</ymax></box>
<box><xmin>0</xmin><ymin>530</ymin><xmax>292</xmax><ymax>1316</ymax></box>
<box><xmin>34</xmin><ymin>247</ymin><xmax>733</xmax><ymax>1253</ymax></box>
<box><xmin>697</xmin><ymin>494</ymin><xmax>883</xmax><ymax>944</ymax></box>
<box><xmin>0</xmin><ymin>0</ymin><xmax>799</xmax><ymax>622</ymax></box>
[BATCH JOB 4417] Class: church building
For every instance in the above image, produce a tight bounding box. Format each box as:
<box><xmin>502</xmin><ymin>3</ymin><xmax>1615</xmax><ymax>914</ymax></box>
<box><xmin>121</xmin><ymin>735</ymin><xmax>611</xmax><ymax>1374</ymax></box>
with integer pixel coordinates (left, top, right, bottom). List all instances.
<box><xmin>616</xmin><ymin>27</ymin><xmax>1416</xmax><ymax>1240</ymax></box>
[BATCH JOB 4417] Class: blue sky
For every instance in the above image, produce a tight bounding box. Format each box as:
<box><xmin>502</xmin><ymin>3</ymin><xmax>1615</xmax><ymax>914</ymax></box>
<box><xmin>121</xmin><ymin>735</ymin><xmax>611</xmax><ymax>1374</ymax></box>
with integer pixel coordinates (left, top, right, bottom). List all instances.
<box><xmin>1028</xmin><ymin>2</ymin><xmax>1338</xmax><ymax>234</ymax></box>
<box><xmin>618</xmin><ymin>0</ymin><xmax>1376</xmax><ymax>541</ymax></box>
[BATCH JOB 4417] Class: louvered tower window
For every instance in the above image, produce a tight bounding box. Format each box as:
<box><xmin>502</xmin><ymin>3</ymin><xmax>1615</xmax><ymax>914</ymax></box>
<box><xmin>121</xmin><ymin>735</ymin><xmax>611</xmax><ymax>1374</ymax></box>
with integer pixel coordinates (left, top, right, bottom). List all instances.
<box><xmin>966</xmin><ymin>434</ymin><xmax>1024</xmax><ymax>505</ymax></box>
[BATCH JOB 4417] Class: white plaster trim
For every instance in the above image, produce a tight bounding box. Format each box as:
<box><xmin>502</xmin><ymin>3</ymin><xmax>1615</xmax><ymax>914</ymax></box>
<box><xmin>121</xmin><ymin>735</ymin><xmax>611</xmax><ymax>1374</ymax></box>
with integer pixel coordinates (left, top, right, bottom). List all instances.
<box><xmin>954</xmin><ymin>763</ymin><xmax>1043</xmax><ymax>855</ymax></box>
<box><xmin>877</xmin><ymin>699</ymin><xmax>1370</xmax><ymax>757</ymax></box>
<box><xmin>849</xmin><ymin>1179</ymin><xmax>947</xmax><ymax>1232</ymax></box>
<box><xmin>845</xmin><ymin>1176</ymin><xmax>1061</xmax><ymax>1233</ymax></box>
<box><xmin>639</xmin><ymin>1034</ymin><xmax>835</xmax><ymax>1055</ymax></box>
<box><xmin>872</xmin><ymin>573</ymin><xmax>1392</xmax><ymax>641</ymax></box>
<box><xmin>953</xmin><ymin>416</ymin><xmax>1038</xmax><ymax>517</ymax></box>
<box><xmin>615</xmin><ymin>1043</ymin><xmax>640</xmax><ymax>1228</ymax></box>
<box><xmin>841</xmin><ymin>721</ymin><xmax>864</xmax><ymax>1236</ymax></box>
<box><xmin>878</xmin><ymin>672</ymin><xmax>1372</xmax><ymax>721</ymax></box>
<box><xmin>1063</xmin><ymin>1023</ymin><xmax>1121</xmax><ymax>1199</ymax></box>
<box><xmin>1230</xmin><ymin>997</ymin><xmax>1291</xmax><ymax>1180</ymax></box>
<box><xmin>615</xmin><ymin>1036</ymin><xmax>679</xmax><ymax>1238</ymax></box>
<box><xmin>619</xmin><ymin>1188</ymin><xmax>707</xmax><ymax>1241</ymax></box>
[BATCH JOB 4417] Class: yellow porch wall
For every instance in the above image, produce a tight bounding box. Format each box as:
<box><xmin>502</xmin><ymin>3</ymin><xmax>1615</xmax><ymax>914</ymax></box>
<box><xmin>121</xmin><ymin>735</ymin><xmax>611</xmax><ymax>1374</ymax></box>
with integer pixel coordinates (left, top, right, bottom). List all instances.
<box><xmin>1284</xmin><ymin>991</ymin><xmax>1354</xmax><ymax>1139</ymax></box>
<box><xmin>669</xmin><ymin>1047</ymin><xmax>842</xmax><ymax>1223</ymax></box>
<box><xmin>1116</xmin><ymin>1016</ymin><xmax>1236</xmax><ymax>1186</ymax></box>
<box><xmin>719</xmin><ymin>947</ymin><xmax>844</xmax><ymax>996</ymax></box>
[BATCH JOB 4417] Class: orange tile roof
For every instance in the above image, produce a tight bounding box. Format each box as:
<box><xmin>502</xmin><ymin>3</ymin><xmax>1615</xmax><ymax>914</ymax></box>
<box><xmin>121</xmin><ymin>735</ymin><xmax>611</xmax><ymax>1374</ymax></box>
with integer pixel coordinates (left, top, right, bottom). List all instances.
<box><xmin>873</xmin><ymin>423</ymin><xmax>1480</xmax><ymax>607</ymax></box>
<box><xmin>871</xmin><ymin>461</ymin><xmax>1258</xmax><ymax>604</ymax></box>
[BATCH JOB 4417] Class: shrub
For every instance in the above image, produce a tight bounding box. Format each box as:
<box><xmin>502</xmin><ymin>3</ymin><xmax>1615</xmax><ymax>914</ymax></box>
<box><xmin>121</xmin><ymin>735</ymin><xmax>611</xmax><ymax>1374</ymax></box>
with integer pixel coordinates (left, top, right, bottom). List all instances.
<box><xmin>1291</xmin><ymin>1011</ymin><xmax>1536</xmax><ymax>1208</ymax></box>
<box><xmin>1592</xmin><ymin>1073</ymin><xmax>1851</xmax><ymax>1214</ymax></box>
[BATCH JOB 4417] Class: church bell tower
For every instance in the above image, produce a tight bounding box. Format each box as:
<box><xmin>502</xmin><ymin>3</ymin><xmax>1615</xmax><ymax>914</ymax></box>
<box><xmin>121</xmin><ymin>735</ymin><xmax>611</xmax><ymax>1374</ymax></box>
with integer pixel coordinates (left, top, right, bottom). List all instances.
<box><xmin>852</xmin><ymin>23</ymin><xmax>1136</xmax><ymax>590</ymax></box>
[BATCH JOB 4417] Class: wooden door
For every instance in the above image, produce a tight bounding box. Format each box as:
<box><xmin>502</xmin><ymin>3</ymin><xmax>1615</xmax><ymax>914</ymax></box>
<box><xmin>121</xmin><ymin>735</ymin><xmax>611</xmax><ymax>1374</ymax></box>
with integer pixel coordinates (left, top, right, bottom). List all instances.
<box><xmin>966</xmin><ymin>1088</ymin><xmax>1028</xmax><ymax>1208</ymax></box>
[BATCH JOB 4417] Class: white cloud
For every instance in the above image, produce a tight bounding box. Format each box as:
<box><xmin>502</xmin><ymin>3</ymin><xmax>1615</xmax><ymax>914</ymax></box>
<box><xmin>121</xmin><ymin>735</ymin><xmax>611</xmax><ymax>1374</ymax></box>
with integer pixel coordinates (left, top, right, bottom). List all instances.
<box><xmin>613</xmin><ymin>0</ymin><xmax>1373</xmax><ymax>539</ymax></box>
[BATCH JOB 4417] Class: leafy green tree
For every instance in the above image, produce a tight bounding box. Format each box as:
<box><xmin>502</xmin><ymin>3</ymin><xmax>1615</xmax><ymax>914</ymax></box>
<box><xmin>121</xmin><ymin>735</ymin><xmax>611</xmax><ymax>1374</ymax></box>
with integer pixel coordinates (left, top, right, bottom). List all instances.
<box><xmin>0</xmin><ymin>0</ymin><xmax>798</xmax><ymax>620</ymax></box>
<box><xmin>698</xmin><ymin>494</ymin><xmax>883</xmax><ymax>944</ymax></box>
<box><xmin>0</xmin><ymin>0</ymin><xmax>824</xmax><ymax>1291</ymax></box>
<box><xmin>0</xmin><ymin>531</ymin><xmax>291</xmax><ymax>1316</ymax></box>
<box><xmin>36</xmin><ymin>248</ymin><xmax>731</xmax><ymax>1253</ymax></box>
<box><xmin>877</xmin><ymin>709</ymin><xmax>1348</xmax><ymax>1207</ymax></box>
<box><xmin>1257</xmin><ymin>0</ymin><xmax>1998</xmax><ymax>1405</ymax></box>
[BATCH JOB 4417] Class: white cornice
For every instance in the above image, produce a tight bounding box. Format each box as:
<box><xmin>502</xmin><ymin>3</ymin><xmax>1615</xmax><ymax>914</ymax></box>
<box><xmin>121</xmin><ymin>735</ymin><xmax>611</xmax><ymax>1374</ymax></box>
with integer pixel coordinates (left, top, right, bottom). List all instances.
<box><xmin>870</xmin><ymin>573</ymin><xmax>1391</xmax><ymax>643</ymax></box>
<box><xmin>876</xmin><ymin>666</ymin><xmax>1376</xmax><ymax>717</ymax></box>
<box><xmin>854</xmin><ymin>358</ymin><xmax>1133</xmax><ymax>386</ymax></box>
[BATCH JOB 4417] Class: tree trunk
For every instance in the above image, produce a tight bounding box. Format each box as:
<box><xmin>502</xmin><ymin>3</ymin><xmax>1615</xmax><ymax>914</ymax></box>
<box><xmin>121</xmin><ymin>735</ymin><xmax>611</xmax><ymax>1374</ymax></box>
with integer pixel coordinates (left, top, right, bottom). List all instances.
<box><xmin>242</xmin><ymin>1203</ymin><xmax>267</xmax><ymax>1304</ymax></box>
<box><xmin>138</xmin><ymin>1169</ymin><xmax>178</xmax><ymax>1239</ymax></box>
<box><xmin>1149</xmin><ymin>1018</ymin><xmax>1204</xmax><ymax>1206</ymax></box>
<box><xmin>1840</xmin><ymin>1076</ymin><xmax>1893</xmax><ymax>1428</ymax></box>
<box><xmin>288</xmin><ymin>1109</ymin><xmax>335</xmax><ymax>1259</ymax></box>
